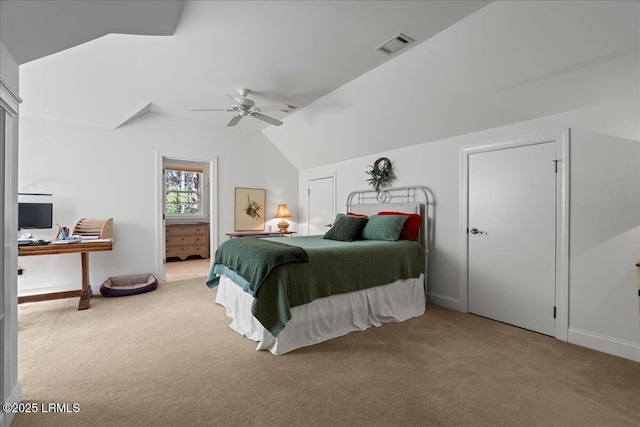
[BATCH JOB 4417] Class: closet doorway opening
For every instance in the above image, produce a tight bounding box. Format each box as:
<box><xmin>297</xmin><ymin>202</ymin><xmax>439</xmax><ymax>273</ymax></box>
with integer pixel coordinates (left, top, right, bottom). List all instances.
<box><xmin>156</xmin><ymin>154</ymin><xmax>218</xmax><ymax>283</ymax></box>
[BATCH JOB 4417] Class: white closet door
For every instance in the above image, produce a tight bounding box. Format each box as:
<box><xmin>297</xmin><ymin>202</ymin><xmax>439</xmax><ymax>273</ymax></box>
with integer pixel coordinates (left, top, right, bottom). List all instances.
<box><xmin>308</xmin><ymin>177</ymin><xmax>334</xmax><ymax>236</ymax></box>
<box><xmin>468</xmin><ymin>142</ymin><xmax>556</xmax><ymax>336</ymax></box>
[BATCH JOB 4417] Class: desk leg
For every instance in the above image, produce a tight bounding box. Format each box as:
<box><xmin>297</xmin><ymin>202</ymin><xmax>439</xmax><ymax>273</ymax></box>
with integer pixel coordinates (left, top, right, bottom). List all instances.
<box><xmin>79</xmin><ymin>252</ymin><xmax>92</xmax><ymax>310</ymax></box>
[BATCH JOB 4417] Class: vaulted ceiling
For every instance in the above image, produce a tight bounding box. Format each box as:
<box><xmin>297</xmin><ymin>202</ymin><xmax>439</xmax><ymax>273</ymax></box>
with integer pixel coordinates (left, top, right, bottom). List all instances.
<box><xmin>4</xmin><ymin>0</ymin><xmax>490</xmax><ymax>129</ymax></box>
<box><xmin>2</xmin><ymin>1</ymin><xmax>638</xmax><ymax>170</ymax></box>
<box><xmin>0</xmin><ymin>0</ymin><xmax>185</xmax><ymax>64</ymax></box>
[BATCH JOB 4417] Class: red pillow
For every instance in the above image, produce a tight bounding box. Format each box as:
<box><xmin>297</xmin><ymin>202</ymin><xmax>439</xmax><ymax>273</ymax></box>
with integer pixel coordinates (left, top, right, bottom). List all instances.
<box><xmin>377</xmin><ymin>211</ymin><xmax>422</xmax><ymax>241</ymax></box>
<box><xmin>346</xmin><ymin>212</ymin><xmax>367</xmax><ymax>217</ymax></box>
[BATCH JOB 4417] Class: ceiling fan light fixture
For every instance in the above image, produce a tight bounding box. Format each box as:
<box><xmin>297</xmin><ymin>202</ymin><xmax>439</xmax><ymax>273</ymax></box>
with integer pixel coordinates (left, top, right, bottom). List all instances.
<box><xmin>376</xmin><ymin>33</ymin><xmax>414</xmax><ymax>55</ymax></box>
<box><xmin>190</xmin><ymin>88</ymin><xmax>287</xmax><ymax>127</ymax></box>
<box><xmin>237</xmin><ymin>97</ymin><xmax>255</xmax><ymax>108</ymax></box>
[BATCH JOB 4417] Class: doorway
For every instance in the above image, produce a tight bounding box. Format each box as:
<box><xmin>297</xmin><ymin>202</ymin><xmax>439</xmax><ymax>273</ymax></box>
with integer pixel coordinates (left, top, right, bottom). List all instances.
<box><xmin>307</xmin><ymin>175</ymin><xmax>335</xmax><ymax>236</ymax></box>
<box><xmin>155</xmin><ymin>153</ymin><xmax>218</xmax><ymax>283</ymax></box>
<box><xmin>460</xmin><ymin>130</ymin><xmax>569</xmax><ymax>340</ymax></box>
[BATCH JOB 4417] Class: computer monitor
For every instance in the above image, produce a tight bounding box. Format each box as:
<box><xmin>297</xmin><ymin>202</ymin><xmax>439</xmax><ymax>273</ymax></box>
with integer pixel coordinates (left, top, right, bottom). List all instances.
<box><xmin>18</xmin><ymin>202</ymin><xmax>53</xmax><ymax>230</ymax></box>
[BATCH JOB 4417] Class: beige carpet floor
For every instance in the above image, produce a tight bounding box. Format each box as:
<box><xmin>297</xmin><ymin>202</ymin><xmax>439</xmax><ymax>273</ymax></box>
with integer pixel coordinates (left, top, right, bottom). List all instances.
<box><xmin>14</xmin><ymin>278</ymin><xmax>640</xmax><ymax>427</ymax></box>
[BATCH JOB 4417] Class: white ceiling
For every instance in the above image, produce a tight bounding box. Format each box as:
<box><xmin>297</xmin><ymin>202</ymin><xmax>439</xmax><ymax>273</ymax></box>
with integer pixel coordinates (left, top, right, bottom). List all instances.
<box><xmin>8</xmin><ymin>0</ymin><xmax>490</xmax><ymax>129</ymax></box>
<box><xmin>3</xmin><ymin>1</ymin><xmax>639</xmax><ymax>170</ymax></box>
<box><xmin>0</xmin><ymin>0</ymin><xmax>185</xmax><ymax>64</ymax></box>
<box><xmin>265</xmin><ymin>0</ymin><xmax>640</xmax><ymax>169</ymax></box>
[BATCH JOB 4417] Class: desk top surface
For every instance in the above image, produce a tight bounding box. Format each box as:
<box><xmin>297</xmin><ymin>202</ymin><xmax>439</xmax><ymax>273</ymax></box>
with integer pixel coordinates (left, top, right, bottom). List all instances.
<box><xmin>18</xmin><ymin>240</ymin><xmax>114</xmax><ymax>256</ymax></box>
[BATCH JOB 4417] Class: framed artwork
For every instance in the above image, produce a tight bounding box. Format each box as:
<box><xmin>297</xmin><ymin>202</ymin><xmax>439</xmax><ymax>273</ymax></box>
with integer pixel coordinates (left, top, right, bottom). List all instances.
<box><xmin>234</xmin><ymin>187</ymin><xmax>266</xmax><ymax>231</ymax></box>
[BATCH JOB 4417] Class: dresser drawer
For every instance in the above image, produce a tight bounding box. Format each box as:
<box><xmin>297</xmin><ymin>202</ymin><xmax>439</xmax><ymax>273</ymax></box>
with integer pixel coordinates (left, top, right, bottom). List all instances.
<box><xmin>165</xmin><ymin>224</ymin><xmax>208</xmax><ymax>237</ymax></box>
<box><xmin>166</xmin><ymin>235</ymin><xmax>206</xmax><ymax>247</ymax></box>
<box><xmin>166</xmin><ymin>245</ymin><xmax>208</xmax><ymax>259</ymax></box>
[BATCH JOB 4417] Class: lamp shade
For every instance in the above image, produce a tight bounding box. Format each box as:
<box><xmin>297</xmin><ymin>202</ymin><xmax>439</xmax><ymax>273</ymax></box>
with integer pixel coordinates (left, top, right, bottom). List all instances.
<box><xmin>274</xmin><ymin>204</ymin><xmax>292</xmax><ymax>219</ymax></box>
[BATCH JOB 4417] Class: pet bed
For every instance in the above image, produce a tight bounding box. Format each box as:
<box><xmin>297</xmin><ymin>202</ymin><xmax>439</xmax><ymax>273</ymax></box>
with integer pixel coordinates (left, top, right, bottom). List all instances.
<box><xmin>100</xmin><ymin>274</ymin><xmax>158</xmax><ymax>297</ymax></box>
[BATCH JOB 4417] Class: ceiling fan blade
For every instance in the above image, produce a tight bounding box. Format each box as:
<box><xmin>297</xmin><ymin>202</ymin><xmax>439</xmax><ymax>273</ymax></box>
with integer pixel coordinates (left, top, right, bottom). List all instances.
<box><xmin>189</xmin><ymin>108</ymin><xmax>234</xmax><ymax>112</ymax></box>
<box><xmin>220</xmin><ymin>93</ymin><xmax>240</xmax><ymax>105</ymax></box>
<box><xmin>255</xmin><ymin>104</ymin><xmax>293</xmax><ymax>112</ymax></box>
<box><xmin>227</xmin><ymin>114</ymin><xmax>243</xmax><ymax>126</ymax></box>
<box><xmin>251</xmin><ymin>113</ymin><xmax>283</xmax><ymax>126</ymax></box>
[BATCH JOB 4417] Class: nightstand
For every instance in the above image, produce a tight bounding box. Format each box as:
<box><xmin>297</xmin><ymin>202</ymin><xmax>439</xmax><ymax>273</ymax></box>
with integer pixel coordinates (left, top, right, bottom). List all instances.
<box><xmin>226</xmin><ymin>231</ymin><xmax>296</xmax><ymax>239</ymax></box>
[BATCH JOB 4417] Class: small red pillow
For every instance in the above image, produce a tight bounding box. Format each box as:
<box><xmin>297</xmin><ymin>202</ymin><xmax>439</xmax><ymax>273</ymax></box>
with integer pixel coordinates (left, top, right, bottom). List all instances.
<box><xmin>346</xmin><ymin>212</ymin><xmax>367</xmax><ymax>217</ymax></box>
<box><xmin>377</xmin><ymin>211</ymin><xmax>422</xmax><ymax>241</ymax></box>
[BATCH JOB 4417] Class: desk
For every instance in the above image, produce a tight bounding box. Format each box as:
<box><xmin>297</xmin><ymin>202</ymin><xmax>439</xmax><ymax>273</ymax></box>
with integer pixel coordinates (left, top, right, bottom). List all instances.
<box><xmin>18</xmin><ymin>240</ymin><xmax>114</xmax><ymax>310</ymax></box>
<box><xmin>226</xmin><ymin>231</ymin><xmax>296</xmax><ymax>239</ymax></box>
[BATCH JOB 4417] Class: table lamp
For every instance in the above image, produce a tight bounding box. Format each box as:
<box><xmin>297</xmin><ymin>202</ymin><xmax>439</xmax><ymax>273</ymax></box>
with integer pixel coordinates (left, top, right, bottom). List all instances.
<box><xmin>274</xmin><ymin>204</ymin><xmax>293</xmax><ymax>232</ymax></box>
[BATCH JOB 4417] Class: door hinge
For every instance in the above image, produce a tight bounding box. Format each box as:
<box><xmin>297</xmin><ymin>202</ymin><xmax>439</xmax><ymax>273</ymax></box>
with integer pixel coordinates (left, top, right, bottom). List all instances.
<box><xmin>553</xmin><ymin>306</ymin><xmax>557</xmax><ymax>319</ymax></box>
<box><xmin>553</xmin><ymin>159</ymin><xmax>559</xmax><ymax>173</ymax></box>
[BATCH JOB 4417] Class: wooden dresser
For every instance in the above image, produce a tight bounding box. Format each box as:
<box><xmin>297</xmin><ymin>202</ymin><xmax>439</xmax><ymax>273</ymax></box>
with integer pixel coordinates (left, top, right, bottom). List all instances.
<box><xmin>166</xmin><ymin>223</ymin><xmax>209</xmax><ymax>260</ymax></box>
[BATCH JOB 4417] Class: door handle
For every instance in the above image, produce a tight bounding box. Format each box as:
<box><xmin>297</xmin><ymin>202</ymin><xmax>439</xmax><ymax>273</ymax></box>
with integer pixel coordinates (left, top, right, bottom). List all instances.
<box><xmin>470</xmin><ymin>227</ymin><xmax>481</xmax><ymax>234</ymax></box>
<box><xmin>324</xmin><ymin>223</ymin><xmax>332</xmax><ymax>228</ymax></box>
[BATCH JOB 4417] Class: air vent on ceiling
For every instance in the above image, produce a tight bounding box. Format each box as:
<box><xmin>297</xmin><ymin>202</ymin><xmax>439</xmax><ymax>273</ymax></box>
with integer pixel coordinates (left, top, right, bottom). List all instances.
<box><xmin>376</xmin><ymin>33</ymin><xmax>414</xmax><ymax>56</ymax></box>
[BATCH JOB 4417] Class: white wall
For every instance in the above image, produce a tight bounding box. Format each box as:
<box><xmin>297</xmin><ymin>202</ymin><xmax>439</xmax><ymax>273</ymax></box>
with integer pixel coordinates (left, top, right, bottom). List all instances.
<box><xmin>0</xmin><ymin>42</ymin><xmax>18</xmax><ymax>90</ymax></box>
<box><xmin>18</xmin><ymin>112</ymin><xmax>299</xmax><ymax>295</ymax></box>
<box><xmin>299</xmin><ymin>97</ymin><xmax>640</xmax><ymax>361</ymax></box>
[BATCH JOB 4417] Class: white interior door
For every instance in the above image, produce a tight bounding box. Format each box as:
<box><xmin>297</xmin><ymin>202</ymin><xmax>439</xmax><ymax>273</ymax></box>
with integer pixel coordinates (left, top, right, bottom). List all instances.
<box><xmin>308</xmin><ymin>176</ymin><xmax>334</xmax><ymax>236</ymax></box>
<box><xmin>468</xmin><ymin>142</ymin><xmax>556</xmax><ymax>336</ymax></box>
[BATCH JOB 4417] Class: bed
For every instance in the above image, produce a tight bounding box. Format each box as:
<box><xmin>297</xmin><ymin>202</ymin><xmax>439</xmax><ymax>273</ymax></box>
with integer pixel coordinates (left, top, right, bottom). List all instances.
<box><xmin>207</xmin><ymin>186</ymin><xmax>432</xmax><ymax>354</ymax></box>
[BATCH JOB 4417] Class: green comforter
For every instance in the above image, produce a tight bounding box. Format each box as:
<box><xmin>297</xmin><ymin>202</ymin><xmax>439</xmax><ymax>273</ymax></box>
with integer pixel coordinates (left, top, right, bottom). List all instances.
<box><xmin>207</xmin><ymin>235</ymin><xmax>423</xmax><ymax>337</ymax></box>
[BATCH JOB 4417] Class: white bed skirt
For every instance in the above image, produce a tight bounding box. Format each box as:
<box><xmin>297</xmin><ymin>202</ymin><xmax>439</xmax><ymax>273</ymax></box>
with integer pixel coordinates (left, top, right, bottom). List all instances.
<box><xmin>215</xmin><ymin>274</ymin><xmax>425</xmax><ymax>355</ymax></box>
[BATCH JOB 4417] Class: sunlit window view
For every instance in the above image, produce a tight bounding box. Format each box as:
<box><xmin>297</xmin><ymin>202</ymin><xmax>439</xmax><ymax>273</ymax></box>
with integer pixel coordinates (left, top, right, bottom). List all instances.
<box><xmin>164</xmin><ymin>169</ymin><xmax>202</xmax><ymax>215</ymax></box>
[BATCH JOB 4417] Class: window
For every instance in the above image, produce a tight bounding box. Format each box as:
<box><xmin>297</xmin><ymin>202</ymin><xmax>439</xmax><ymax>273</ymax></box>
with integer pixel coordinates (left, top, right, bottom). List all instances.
<box><xmin>164</xmin><ymin>167</ymin><xmax>203</xmax><ymax>216</ymax></box>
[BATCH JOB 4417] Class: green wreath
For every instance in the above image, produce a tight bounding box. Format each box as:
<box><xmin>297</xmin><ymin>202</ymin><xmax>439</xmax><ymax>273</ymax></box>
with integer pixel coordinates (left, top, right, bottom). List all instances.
<box><xmin>365</xmin><ymin>157</ymin><xmax>394</xmax><ymax>192</ymax></box>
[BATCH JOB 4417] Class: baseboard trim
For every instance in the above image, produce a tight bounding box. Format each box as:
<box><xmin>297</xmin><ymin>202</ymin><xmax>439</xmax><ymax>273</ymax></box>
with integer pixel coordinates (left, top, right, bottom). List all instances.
<box><xmin>427</xmin><ymin>292</ymin><xmax>461</xmax><ymax>311</ymax></box>
<box><xmin>568</xmin><ymin>327</ymin><xmax>640</xmax><ymax>362</ymax></box>
<box><xmin>2</xmin><ymin>382</ymin><xmax>23</xmax><ymax>427</ymax></box>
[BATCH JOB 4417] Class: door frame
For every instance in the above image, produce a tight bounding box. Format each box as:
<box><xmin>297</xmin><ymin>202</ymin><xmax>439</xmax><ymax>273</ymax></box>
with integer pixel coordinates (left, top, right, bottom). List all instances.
<box><xmin>1</xmin><ymin>76</ymin><xmax>23</xmax><ymax>427</ymax></box>
<box><xmin>306</xmin><ymin>173</ymin><xmax>336</xmax><ymax>236</ymax></box>
<box><xmin>154</xmin><ymin>151</ymin><xmax>218</xmax><ymax>283</ymax></box>
<box><xmin>459</xmin><ymin>129</ymin><xmax>570</xmax><ymax>341</ymax></box>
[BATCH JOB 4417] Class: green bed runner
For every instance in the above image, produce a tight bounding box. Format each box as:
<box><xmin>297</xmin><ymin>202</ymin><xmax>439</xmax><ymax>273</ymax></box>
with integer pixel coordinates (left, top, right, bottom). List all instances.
<box><xmin>207</xmin><ymin>235</ymin><xmax>423</xmax><ymax>337</ymax></box>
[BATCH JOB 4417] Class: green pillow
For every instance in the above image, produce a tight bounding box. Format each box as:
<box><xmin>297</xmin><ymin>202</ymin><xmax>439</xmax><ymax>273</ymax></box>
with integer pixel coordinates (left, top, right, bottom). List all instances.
<box><xmin>323</xmin><ymin>213</ymin><xmax>369</xmax><ymax>242</ymax></box>
<box><xmin>361</xmin><ymin>214</ymin><xmax>407</xmax><ymax>241</ymax></box>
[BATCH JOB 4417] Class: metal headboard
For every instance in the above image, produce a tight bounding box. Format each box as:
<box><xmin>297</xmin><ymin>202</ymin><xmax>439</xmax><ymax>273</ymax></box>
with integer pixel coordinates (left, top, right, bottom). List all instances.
<box><xmin>346</xmin><ymin>186</ymin><xmax>434</xmax><ymax>278</ymax></box>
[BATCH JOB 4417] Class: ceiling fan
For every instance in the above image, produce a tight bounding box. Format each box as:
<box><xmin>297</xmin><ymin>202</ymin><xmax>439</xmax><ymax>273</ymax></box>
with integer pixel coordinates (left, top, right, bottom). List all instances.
<box><xmin>190</xmin><ymin>88</ymin><xmax>293</xmax><ymax>127</ymax></box>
